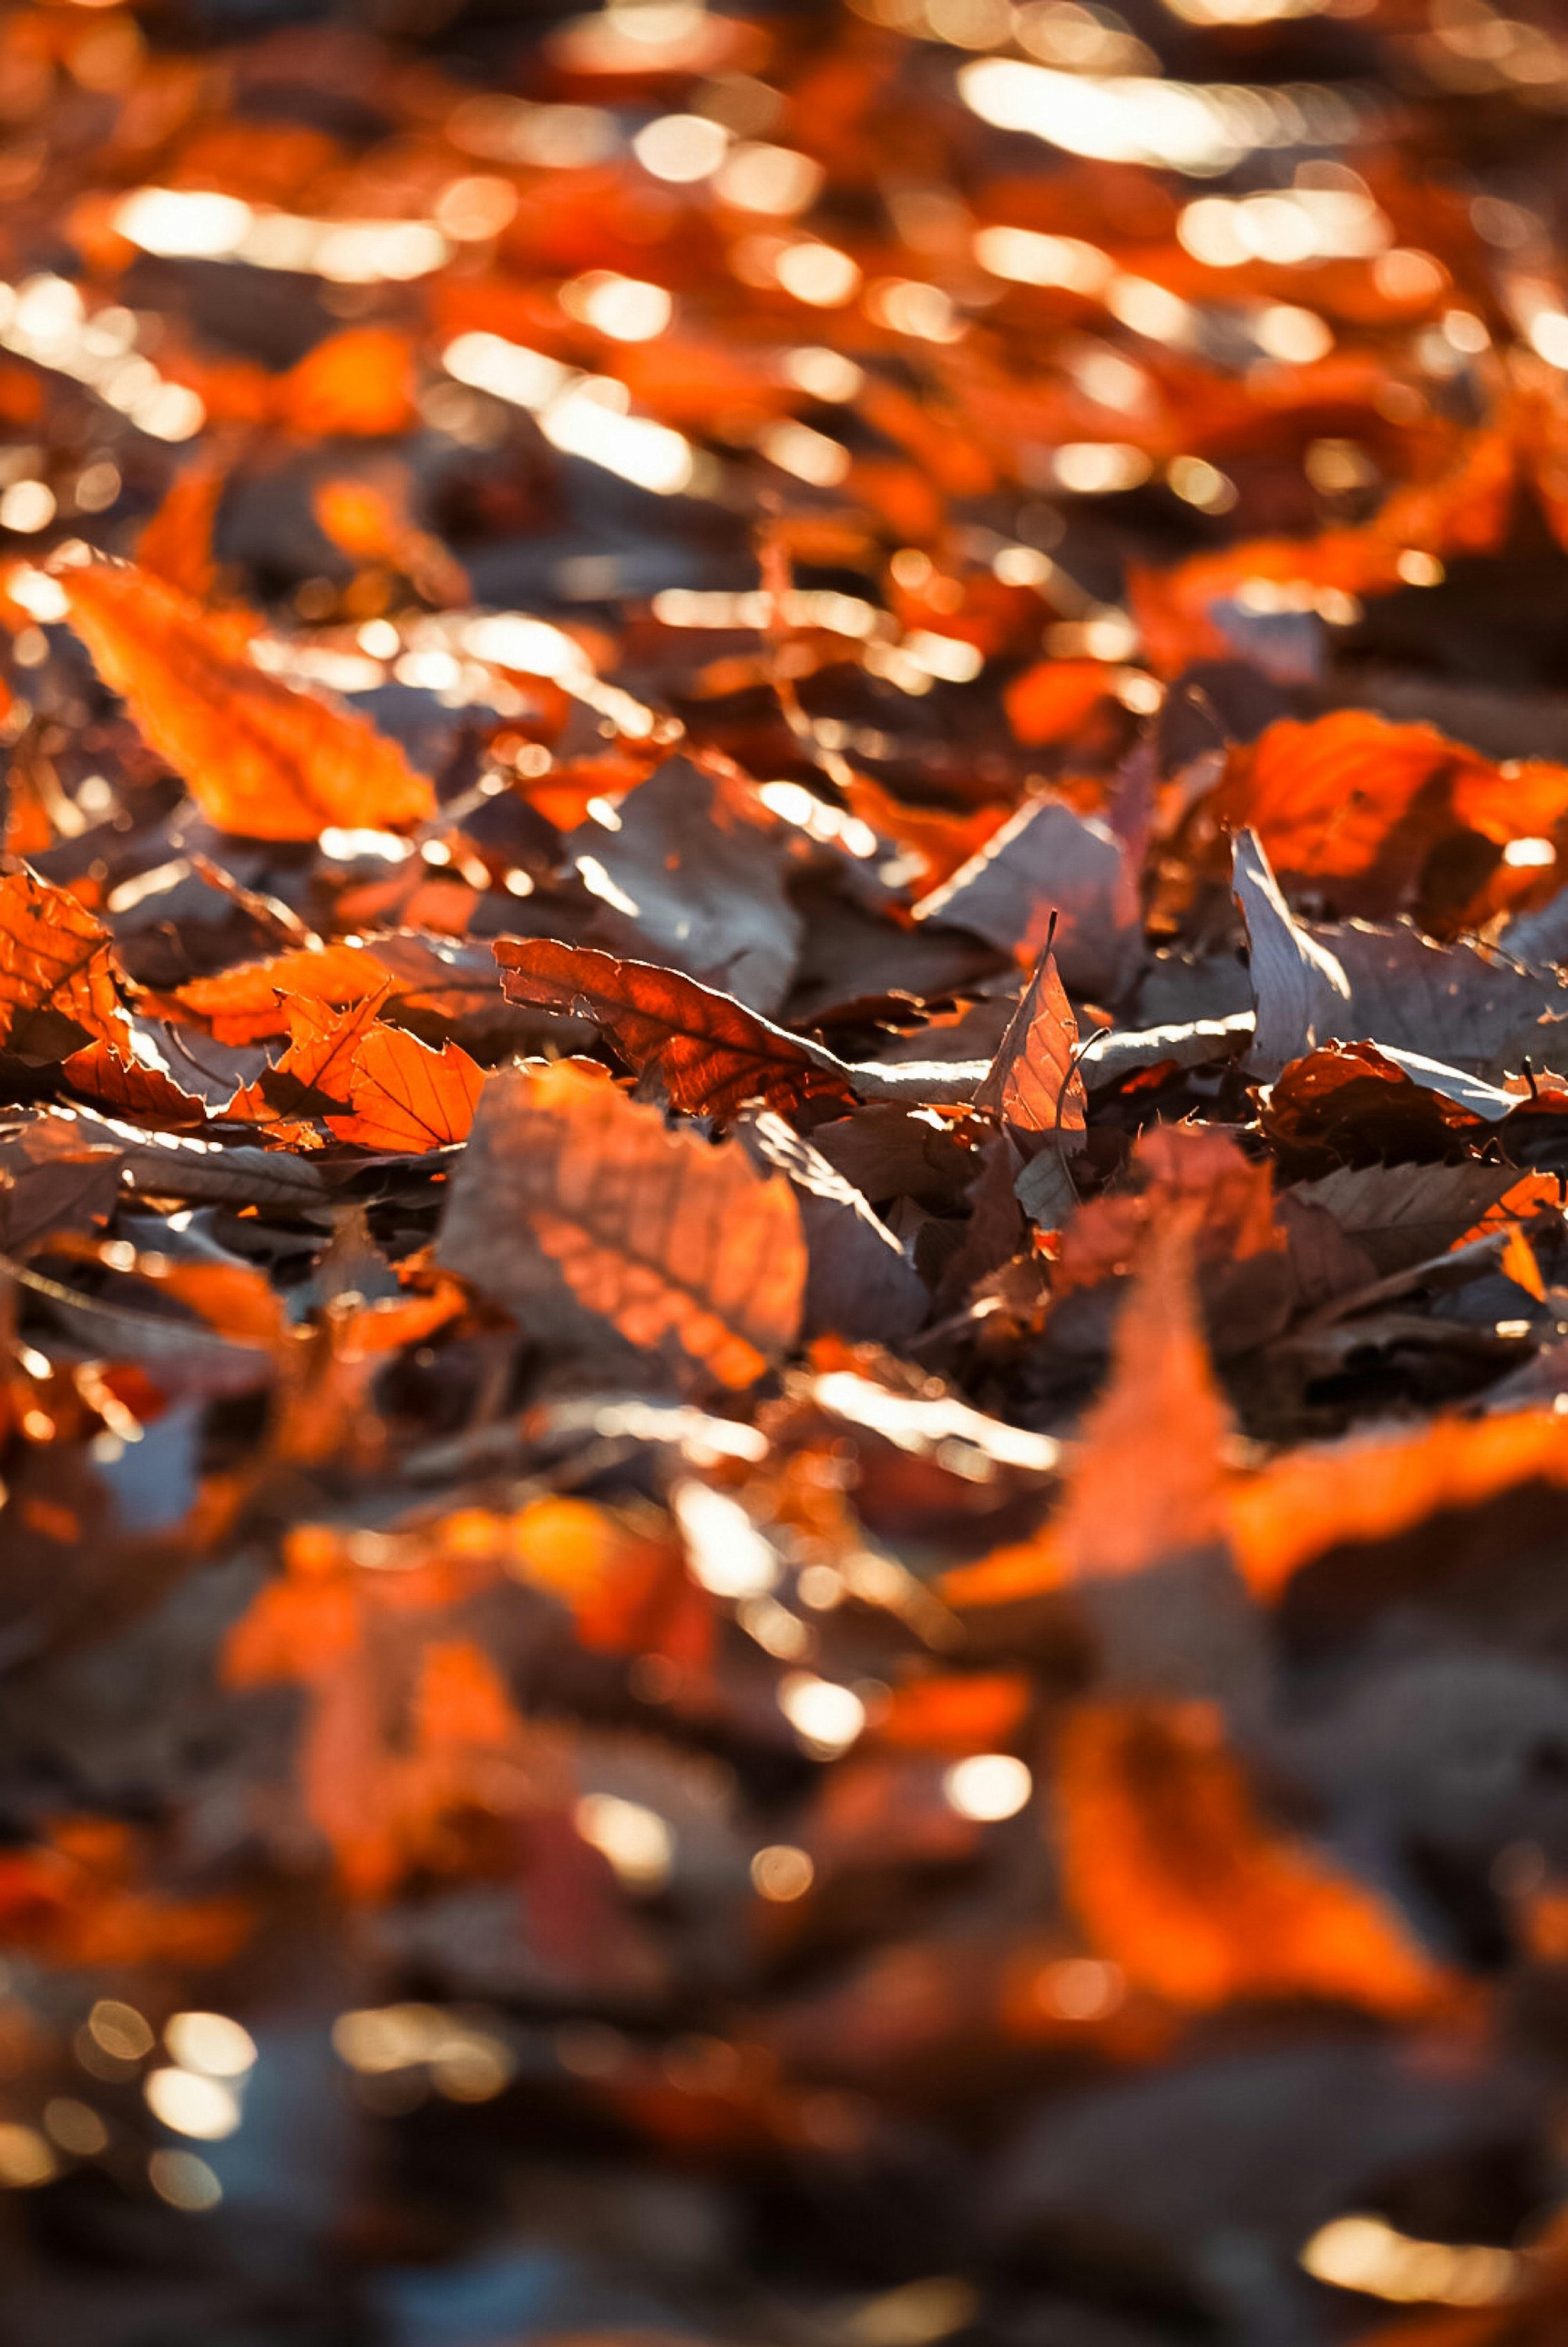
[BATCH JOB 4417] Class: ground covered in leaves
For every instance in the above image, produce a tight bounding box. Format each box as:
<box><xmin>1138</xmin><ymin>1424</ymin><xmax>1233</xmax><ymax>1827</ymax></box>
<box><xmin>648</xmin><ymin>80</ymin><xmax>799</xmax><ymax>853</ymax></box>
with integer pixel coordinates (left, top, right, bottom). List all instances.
<box><xmin>14</xmin><ymin>0</ymin><xmax>1568</xmax><ymax>2341</ymax></box>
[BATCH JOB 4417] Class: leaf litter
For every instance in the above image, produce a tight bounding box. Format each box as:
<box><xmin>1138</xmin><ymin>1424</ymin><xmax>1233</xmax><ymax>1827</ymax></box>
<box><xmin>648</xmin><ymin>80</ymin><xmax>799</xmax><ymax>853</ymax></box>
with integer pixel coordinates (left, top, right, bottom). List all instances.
<box><xmin>9</xmin><ymin>3</ymin><xmax>1568</xmax><ymax>2344</ymax></box>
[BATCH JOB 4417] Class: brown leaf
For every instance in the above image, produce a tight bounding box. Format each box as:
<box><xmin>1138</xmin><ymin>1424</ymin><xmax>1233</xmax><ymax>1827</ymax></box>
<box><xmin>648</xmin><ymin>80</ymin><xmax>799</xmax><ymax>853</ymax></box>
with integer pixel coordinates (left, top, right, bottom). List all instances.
<box><xmin>1285</xmin><ymin>1162</ymin><xmax>1526</xmax><ymax>1279</ymax></box>
<box><xmin>976</xmin><ymin>948</ymin><xmax>1087</xmax><ymax>1142</ymax></box>
<box><xmin>494</xmin><ymin>937</ymin><xmax>857</xmax><ymax>1120</ymax></box>
<box><xmin>913</xmin><ymin>794</ymin><xmax>1141</xmax><ymax>1001</ymax></box>
<box><xmin>438</xmin><ymin>1058</ymin><xmax>805</xmax><ymax>1390</ymax></box>
<box><xmin>1235</xmin><ymin>829</ymin><xmax>1568</xmax><ymax>1082</ymax></box>
<box><xmin>62</xmin><ymin>559</ymin><xmax>436</xmax><ymax>841</ymax></box>
<box><xmin>1054</xmin><ymin>1212</ymin><xmax>1234</xmax><ymax>1581</ymax></box>
<box><xmin>564</xmin><ymin>755</ymin><xmax>801</xmax><ymax>1013</ymax></box>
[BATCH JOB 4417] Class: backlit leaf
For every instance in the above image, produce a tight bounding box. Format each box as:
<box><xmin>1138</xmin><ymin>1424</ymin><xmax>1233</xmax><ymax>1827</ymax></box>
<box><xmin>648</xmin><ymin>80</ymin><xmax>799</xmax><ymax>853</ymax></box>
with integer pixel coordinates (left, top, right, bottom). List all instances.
<box><xmin>437</xmin><ymin>1057</ymin><xmax>805</xmax><ymax>1389</ymax></box>
<box><xmin>62</xmin><ymin>559</ymin><xmax>436</xmax><ymax>841</ymax></box>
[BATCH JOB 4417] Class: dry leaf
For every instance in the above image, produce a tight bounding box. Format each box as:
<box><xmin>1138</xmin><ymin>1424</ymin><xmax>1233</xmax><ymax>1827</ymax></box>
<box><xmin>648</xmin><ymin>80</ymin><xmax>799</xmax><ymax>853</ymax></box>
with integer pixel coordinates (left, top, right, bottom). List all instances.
<box><xmin>438</xmin><ymin>1058</ymin><xmax>805</xmax><ymax>1389</ymax></box>
<box><xmin>63</xmin><ymin>559</ymin><xmax>436</xmax><ymax>840</ymax></box>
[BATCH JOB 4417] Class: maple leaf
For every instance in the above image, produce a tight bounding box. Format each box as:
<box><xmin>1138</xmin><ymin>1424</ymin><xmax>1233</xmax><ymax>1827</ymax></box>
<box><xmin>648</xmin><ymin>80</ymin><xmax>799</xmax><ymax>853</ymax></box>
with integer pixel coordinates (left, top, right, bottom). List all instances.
<box><xmin>62</xmin><ymin>558</ymin><xmax>436</xmax><ymax>841</ymax></box>
<box><xmin>437</xmin><ymin>1057</ymin><xmax>806</xmax><ymax>1390</ymax></box>
<box><xmin>0</xmin><ymin>868</ymin><xmax>126</xmax><ymax>1060</ymax></box>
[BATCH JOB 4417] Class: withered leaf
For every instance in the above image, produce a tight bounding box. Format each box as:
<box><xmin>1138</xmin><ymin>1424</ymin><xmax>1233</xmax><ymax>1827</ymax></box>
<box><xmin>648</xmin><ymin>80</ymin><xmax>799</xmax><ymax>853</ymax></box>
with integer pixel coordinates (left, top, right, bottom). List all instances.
<box><xmin>1235</xmin><ymin>830</ymin><xmax>1567</xmax><ymax>1083</ymax></box>
<box><xmin>1286</xmin><ymin>1161</ymin><xmax>1526</xmax><ymax>1279</ymax></box>
<box><xmin>495</xmin><ymin>937</ymin><xmax>858</xmax><ymax>1120</ymax></box>
<box><xmin>739</xmin><ymin>1110</ymin><xmax>927</xmax><ymax>1343</ymax></box>
<box><xmin>1056</xmin><ymin>1702</ymin><xmax>1446</xmax><ymax>2015</ymax></box>
<box><xmin>494</xmin><ymin>937</ymin><xmax>989</xmax><ymax>1111</ymax></box>
<box><xmin>913</xmin><ymin>794</ymin><xmax>1141</xmax><ymax>1002</ymax></box>
<box><xmin>0</xmin><ymin>868</ymin><xmax>126</xmax><ymax>1062</ymax></box>
<box><xmin>63</xmin><ymin>559</ymin><xmax>436</xmax><ymax>841</ymax></box>
<box><xmin>976</xmin><ymin>948</ymin><xmax>1088</xmax><ymax>1144</ymax></box>
<box><xmin>565</xmin><ymin>755</ymin><xmax>801</xmax><ymax>1013</ymax></box>
<box><xmin>437</xmin><ymin>1059</ymin><xmax>805</xmax><ymax>1389</ymax></box>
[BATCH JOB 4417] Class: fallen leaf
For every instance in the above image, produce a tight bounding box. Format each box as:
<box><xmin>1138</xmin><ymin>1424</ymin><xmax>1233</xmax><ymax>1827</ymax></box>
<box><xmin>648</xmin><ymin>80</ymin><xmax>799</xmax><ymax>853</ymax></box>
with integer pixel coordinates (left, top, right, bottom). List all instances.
<box><xmin>494</xmin><ymin>938</ymin><xmax>858</xmax><ymax>1120</ymax></box>
<box><xmin>62</xmin><ymin>559</ymin><xmax>436</xmax><ymax>841</ymax></box>
<box><xmin>1056</xmin><ymin>1702</ymin><xmax>1447</xmax><ymax>2014</ymax></box>
<box><xmin>437</xmin><ymin>1058</ymin><xmax>806</xmax><ymax>1389</ymax></box>
<box><xmin>0</xmin><ymin>867</ymin><xmax>126</xmax><ymax>1060</ymax></box>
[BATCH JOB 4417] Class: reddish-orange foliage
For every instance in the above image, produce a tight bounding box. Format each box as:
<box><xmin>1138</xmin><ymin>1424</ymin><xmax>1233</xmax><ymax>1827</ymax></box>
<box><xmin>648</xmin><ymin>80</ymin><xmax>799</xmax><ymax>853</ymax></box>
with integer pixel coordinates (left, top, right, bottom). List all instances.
<box><xmin>1202</xmin><ymin>711</ymin><xmax>1568</xmax><ymax>920</ymax></box>
<box><xmin>1055</xmin><ymin>1704</ymin><xmax>1448</xmax><ymax>2015</ymax></box>
<box><xmin>494</xmin><ymin>939</ymin><xmax>858</xmax><ymax>1121</ymax></box>
<box><xmin>0</xmin><ymin>1821</ymin><xmax>249</xmax><ymax>1970</ymax></box>
<box><xmin>63</xmin><ymin>560</ymin><xmax>436</xmax><ymax>839</ymax></box>
<box><xmin>135</xmin><ymin>459</ymin><xmax>224</xmax><ymax>604</ymax></box>
<box><xmin>157</xmin><ymin>941</ymin><xmax>397</xmax><ymax>1044</ymax></box>
<box><xmin>441</xmin><ymin>1058</ymin><xmax>806</xmax><ymax>1389</ymax></box>
<box><xmin>0</xmin><ymin>867</ymin><xmax>125</xmax><ymax>1057</ymax></box>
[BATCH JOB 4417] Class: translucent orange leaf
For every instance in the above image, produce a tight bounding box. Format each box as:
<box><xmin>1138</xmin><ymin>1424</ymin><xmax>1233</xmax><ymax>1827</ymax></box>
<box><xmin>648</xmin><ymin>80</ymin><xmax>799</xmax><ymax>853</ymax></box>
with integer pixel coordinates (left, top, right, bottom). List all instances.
<box><xmin>0</xmin><ymin>867</ymin><xmax>125</xmax><ymax>1057</ymax></box>
<box><xmin>1056</xmin><ymin>1702</ymin><xmax>1447</xmax><ymax>2015</ymax></box>
<box><xmin>60</xmin><ymin>1037</ymin><xmax>209</xmax><ymax>1129</ymax></box>
<box><xmin>439</xmin><ymin>1058</ymin><xmax>805</xmax><ymax>1390</ymax></box>
<box><xmin>157</xmin><ymin>941</ymin><xmax>396</xmax><ymax>1046</ymax></box>
<box><xmin>323</xmin><ymin>1023</ymin><xmax>484</xmax><ymax>1151</ymax></box>
<box><xmin>135</xmin><ymin>459</ymin><xmax>223</xmax><ymax>604</ymax></box>
<box><xmin>976</xmin><ymin>948</ymin><xmax>1087</xmax><ymax>1139</ymax></box>
<box><xmin>1054</xmin><ymin>1212</ymin><xmax>1233</xmax><ymax>1580</ymax></box>
<box><xmin>0</xmin><ymin>1823</ymin><xmax>250</xmax><ymax>1971</ymax></box>
<box><xmin>876</xmin><ymin>1671</ymin><xmax>1031</xmax><ymax>1754</ymax></box>
<box><xmin>63</xmin><ymin>558</ymin><xmax>435</xmax><ymax>841</ymax></box>
<box><xmin>279</xmin><ymin>327</ymin><xmax>416</xmax><ymax>438</ymax></box>
<box><xmin>1228</xmin><ymin>1409</ymin><xmax>1568</xmax><ymax>1602</ymax></box>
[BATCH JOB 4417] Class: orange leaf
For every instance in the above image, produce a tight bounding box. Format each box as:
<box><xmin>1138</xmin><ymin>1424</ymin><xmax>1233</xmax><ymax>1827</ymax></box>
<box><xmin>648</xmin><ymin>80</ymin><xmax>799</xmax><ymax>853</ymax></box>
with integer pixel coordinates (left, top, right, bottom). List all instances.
<box><xmin>60</xmin><ymin>1036</ymin><xmax>208</xmax><ymax>1128</ymax></box>
<box><xmin>1054</xmin><ymin>1211</ymin><xmax>1233</xmax><ymax>1580</ymax></box>
<box><xmin>876</xmin><ymin>1671</ymin><xmax>1031</xmax><ymax>1754</ymax></box>
<box><xmin>0</xmin><ymin>867</ymin><xmax>125</xmax><ymax>1058</ymax></box>
<box><xmin>1228</xmin><ymin>1408</ymin><xmax>1568</xmax><ymax>1602</ymax></box>
<box><xmin>136</xmin><ymin>460</ymin><xmax>223</xmax><ymax>604</ymax></box>
<box><xmin>280</xmin><ymin>327</ymin><xmax>416</xmax><ymax>438</ymax></box>
<box><xmin>62</xmin><ymin>558</ymin><xmax>435</xmax><ymax>841</ymax></box>
<box><xmin>323</xmin><ymin>1023</ymin><xmax>484</xmax><ymax>1151</ymax></box>
<box><xmin>157</xmin><ymin>941</ymin><xmax>396</xmax><ymax>1046</ymax></box>
<box><xmin>1205</xmin><ymin>710</ymin><xmax>1568</xmax><ymax>923</ymax></box>
<box><xmin>976</xmin><ymin>947</ymin><xmax>1087</xmax><ymax>1138</ymax></box>
<box><xmin>494</xmin><ymin>937</ymin><xmax>858</xmax><ymax>1121</ymax></box>
<box><xmin>1056</xmin><ymin>1702</ymin><xmax>1446</xmax><ymax>2015</ymax></box>
<box><xmin>439</xmin><ymin>1057</ymin><xmax>806</xmax><ymax>1390</ymax></box>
